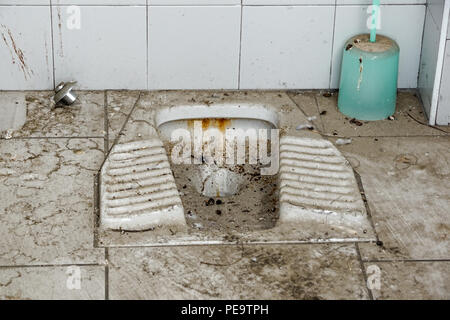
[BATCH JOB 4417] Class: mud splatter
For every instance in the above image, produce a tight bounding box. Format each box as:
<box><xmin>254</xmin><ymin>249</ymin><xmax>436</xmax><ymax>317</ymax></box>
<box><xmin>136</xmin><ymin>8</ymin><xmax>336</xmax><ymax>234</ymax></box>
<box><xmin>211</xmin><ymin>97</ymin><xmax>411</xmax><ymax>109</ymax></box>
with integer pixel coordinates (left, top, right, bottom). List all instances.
<box><xmin>0</xmin><ymin>25</ymin><xmax>33</xmax><ymax>80</ymax></box>
<box><xmin>357</xmin><ymin>56</ymin><xmax>363</xmax><ymax>91</ymax></box>
<box><xmin>1</xmin><ymin>30</ymin><xmax>15</xmax><ymax>65</ymax></box>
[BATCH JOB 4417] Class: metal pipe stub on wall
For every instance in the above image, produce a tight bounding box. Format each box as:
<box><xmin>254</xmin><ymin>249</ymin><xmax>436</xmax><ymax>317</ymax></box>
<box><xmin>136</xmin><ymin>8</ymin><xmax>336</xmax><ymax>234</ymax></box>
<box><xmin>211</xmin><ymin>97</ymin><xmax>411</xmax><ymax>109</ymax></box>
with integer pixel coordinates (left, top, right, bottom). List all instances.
<box><xmin>53</xmin><ymin>81</ymin><xmax>77</xmax><ymax>106</ymax></box>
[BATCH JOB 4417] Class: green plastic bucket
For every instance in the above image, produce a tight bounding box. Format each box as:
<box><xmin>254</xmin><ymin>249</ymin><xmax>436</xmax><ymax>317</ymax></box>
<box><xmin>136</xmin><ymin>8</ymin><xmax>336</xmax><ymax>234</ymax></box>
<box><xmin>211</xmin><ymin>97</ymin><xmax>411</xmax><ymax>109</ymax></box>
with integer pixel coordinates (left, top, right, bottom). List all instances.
<box><xmin>338</xmin><ymin>34</ymin><xmax>400</xmax><ymax>121</ymax></box>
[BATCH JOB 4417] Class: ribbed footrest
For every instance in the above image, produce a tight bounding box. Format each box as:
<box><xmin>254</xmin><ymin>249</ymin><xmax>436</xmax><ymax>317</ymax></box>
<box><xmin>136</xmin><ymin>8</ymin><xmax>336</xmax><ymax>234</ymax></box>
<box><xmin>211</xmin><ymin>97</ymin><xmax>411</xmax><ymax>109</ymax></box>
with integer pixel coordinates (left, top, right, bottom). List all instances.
<box><xmin>278</xmin><ymin>137</ymin><xmax>368</xmax><ymax>227</ymax></box>
<box><xmin>100</xmin><ymin>139</ymin><xmax>185</xmax><ymax>231</ymax></box>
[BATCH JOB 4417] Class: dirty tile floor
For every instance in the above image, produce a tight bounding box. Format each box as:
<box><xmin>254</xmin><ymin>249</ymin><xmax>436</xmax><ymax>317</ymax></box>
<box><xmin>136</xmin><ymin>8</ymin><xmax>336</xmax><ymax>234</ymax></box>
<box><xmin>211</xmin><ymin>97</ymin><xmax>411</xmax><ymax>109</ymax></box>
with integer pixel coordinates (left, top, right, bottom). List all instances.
<box><xmin>0</xmin><ymin>90</ymin><xmax>448</xmax><ymax>300</ymax></box>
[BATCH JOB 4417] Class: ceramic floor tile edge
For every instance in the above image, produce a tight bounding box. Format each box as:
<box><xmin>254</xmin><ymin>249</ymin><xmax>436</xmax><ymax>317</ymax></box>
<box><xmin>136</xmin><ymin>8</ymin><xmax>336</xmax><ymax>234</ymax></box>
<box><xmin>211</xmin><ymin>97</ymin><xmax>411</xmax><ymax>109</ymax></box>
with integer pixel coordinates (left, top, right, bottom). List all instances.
<box><xmin>352</xmin><ymin>169</ymin><xmax>380</xmax><ymax>242</ymax></box>
<box><xmin>100</xmin><ymin>240</ymin><xmax>375</xmax><ymax>250</ymax></box>
<box><xmin>105</xmin><ymin>248</ymin><xmax>109</xmax><ymax>301</ymax></box>
<box><xmin>1</xmin><ymin>136</ymin><xmax>104</xmax><ymax>140</ymax></box>
<box><xmin>362</xmin><ymin>258</ymin><xmax>450</xmax><ymax>263</ymax></box>
<box><xmin>0</xmin><ymin>263</ymin><xmax>105</xmax><ymax>268</ymax></box>
<box><xmin>313</xmin><ymin>94</ymin><xmax>327</xmax><ymax>132</ymax></box>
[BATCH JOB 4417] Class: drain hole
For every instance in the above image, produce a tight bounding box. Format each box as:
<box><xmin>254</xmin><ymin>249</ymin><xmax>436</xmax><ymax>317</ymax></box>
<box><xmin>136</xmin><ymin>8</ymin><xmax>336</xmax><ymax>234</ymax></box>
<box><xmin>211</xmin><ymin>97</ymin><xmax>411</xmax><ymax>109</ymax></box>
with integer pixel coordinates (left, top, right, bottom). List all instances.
<box><xmin>172</xmin><ymin>164</ymin><xmax>279</xmax><ymax>233</ymax></box>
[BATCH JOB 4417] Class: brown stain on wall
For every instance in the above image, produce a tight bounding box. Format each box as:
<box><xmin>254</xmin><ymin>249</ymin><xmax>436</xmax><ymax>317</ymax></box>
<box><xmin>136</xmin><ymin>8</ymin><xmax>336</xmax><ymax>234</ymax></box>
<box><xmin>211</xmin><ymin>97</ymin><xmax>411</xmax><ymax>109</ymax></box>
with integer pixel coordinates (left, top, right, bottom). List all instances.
<box><xmin>44</xmin><ymin>39</ymin><xmax>51</xmax><ymax>81</ymax></box>
<box><xmin>0</xmin><ymin>31</ymin><xmax>15</xmax><ymax>64</ymax></box>
<box><xmin>57</xmin><ymin>6</ymin><xmax>64</xmax><ymax>57</ymax></box>
<box><xmin>0</xmin><ymin>24</ymin><xmax>33</xmax><ymax>80</ymax></box>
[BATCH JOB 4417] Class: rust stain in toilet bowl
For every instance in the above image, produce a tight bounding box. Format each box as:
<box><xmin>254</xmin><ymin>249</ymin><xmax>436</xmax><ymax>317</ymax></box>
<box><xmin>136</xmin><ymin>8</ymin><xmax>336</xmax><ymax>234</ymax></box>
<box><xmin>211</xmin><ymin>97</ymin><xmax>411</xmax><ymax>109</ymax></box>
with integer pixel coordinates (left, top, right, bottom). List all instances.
<box><xmin>187</xmin><ymin>118</ymin><xmax>232</xmax><ymax>134</ymax></box>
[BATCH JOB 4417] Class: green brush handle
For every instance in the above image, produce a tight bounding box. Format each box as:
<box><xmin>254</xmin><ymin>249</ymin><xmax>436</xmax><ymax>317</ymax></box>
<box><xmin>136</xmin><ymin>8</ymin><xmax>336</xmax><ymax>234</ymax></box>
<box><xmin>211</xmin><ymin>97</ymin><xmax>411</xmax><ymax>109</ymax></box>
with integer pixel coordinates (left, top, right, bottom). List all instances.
<box><xmin>370</xmin><ymin>0</ymin><xmax>380</xmax><ymax>42</ymax></box>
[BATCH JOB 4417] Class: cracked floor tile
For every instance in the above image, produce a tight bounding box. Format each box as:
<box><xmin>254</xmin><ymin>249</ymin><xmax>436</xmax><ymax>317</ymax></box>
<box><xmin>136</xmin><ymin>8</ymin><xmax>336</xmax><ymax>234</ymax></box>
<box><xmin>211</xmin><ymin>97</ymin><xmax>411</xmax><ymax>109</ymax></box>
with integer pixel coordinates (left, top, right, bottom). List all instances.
<box><xmin>0</xmin><ymin>138</ymin><xmax>105</xmax><ymax>265</ymax></box>
<box><xmin>0</xmin><ymin>266</ymin><xmax>105</xmax><ymax>300</ymax></box>
<box><xmin>108</xmin><ymin>244</ymin><xmax>369</xmax><ymax>300</ymax></box>
<box><xmin>287</xmin><ymin>91</ymin><xmax>324</xmax><ymax>132</ymax></box>
<box><xmin>1</xmin><ymin>91</ymin><xmax>105</xmax><ymax>138</ymax></box>
<box><xmin>106</xmin><ymin>90</ymin><xmax>141</xmax><ymax>151</ymax></box>
<box><xmin>333</xmin><ymin>136</ymin><xmax>450</xmax><ymax>260</ymax></box>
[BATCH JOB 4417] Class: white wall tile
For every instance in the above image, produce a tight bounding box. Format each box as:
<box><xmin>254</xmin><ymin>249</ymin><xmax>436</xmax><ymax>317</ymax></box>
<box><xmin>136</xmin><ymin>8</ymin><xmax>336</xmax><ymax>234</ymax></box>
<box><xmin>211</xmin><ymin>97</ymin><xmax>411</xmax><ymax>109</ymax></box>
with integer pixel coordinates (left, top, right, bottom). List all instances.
<box><xmin>240</xmin><ymin>6</ymin><xmax>334</xmax><ymax>89</ymax></box>
<box><xmin>52</xmin><ymin>6</ymin><xmax>146</xmax><ymax>90</ymax></box>
<box><xmin>428</xmin><ymin>0</ymin><xmax>445</xmax><ymax>29</ymax></box>
<box><xmin>0</xmin><ymin>2</ymin><xmax>433</xmax><ymax>90</ymax></box>
<box><xmin>0</xmin><ymin>1</ymin><xmax>49</xmax><ymax>4</ymax></box>
<box><xmin>244</xmin><ymin>0</ymin><xmax>425</xmax><ymax>3</ymax></box>
<box><xmin>332</xmin><ymin>5</ymin><xmax>426</xmax><ymax>89</ymax></box>
<box><xmin>337</xmin><ymin>0</ymin><xmax>425</xmax><ymax>4</ymax></box>
<box><xmin>437</xmin><ymin>40</ymin><xmax>450</xmax><ymax>125</ymax></box>
<box><xmin>423</xmin><ymin>0</ymin><xmax>450</xmax><ymax>125</ymax></box>
<box><xmin>148</xmin><ymin>6</ymin><xmax>241</xmax><ymax>90</ymax></box>
<box><xmin>52</xmin><ymin>1</ymin><xmax>145</xmax><ymax>4</ymax></box>
<box><xmin>244</xmin><ymin>1</ymin><xmax>334</xmax><ymax>4</ymax></box>
<box><xmin>0</xmin><ymin>6</ymin><xmax>53</xmax><ymax>90</ymax></box>
<box><xmin>419</xmin><ymin>9</ymin><xmax>441</xmax><ymax>118</ymax></box>
<box><xmin>149</xmin><ymin>1</ymin><xmax>239</xmax><ymax>4</ymax></box>
<box><xmin>448</xmin><ymin>11</ymin><xmax>450</xmax><ymax>39</ymax></box>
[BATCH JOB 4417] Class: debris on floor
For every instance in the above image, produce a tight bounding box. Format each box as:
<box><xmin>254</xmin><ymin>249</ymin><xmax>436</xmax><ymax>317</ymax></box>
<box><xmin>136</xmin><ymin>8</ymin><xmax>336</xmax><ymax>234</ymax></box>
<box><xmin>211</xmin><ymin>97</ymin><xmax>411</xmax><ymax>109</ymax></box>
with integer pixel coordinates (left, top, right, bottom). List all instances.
<box><xmin>335</xmin><ymin>138</ymin><xmax>353</xmax><ymax>145</ymax></box>
<box><xmin>296</xmin><ymin>124</ymin><xmax>314</xmax><ymax>131</ymax></box>
<box><xmin>2</xmin><ymin>129</ymin><xmax>13</xmax><ymax>140</ymax></box>
<box><xmin>171</xmin><ymin>164</ymin><xmax>279</xmax><ymax>233</ymax></box>
<box><xmin>350</xmin><ymin>118</ymin><xmax>364</xmax><ymax>126</ymax></box>
<box><xmin>394</xmin><ymin>153</ymin><xmax>418</xmax><ymax>169</ymax></box>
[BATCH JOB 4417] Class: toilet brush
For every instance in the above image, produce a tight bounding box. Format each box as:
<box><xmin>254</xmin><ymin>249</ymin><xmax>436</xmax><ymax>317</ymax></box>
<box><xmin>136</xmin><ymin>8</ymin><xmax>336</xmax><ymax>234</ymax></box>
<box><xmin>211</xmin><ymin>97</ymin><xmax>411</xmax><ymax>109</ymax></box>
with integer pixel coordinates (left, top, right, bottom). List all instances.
<box><xmin>337</xmin><ymin>0</ymin><xmax>400</xmax><ymax>121</ymax></box>
<box><xmin>370</xmin><ymin>0</ymin><xmax>380</xmax><ymax>43</ymax></box>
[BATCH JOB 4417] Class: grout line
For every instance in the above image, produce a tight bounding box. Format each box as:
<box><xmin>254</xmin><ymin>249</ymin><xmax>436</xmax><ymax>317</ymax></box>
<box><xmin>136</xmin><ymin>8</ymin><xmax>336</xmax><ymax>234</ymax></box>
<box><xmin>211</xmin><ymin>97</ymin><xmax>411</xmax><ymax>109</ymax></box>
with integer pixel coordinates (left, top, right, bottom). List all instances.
<box><xmin>286</xmin><ymin>92</ymin><xmax>311</xmax><ymax>119</ymax></box>
<box><xmin>104</xmin><ymin>90</ymin><xmax>109</xmax><ymax>153</ymax></box>
<box><xmin>0</xmin><ymin>136</ymin><xmax>104</xmax><ymax>140</ymax></box>
<box><xmin>237</xmin><ymin>1</ymin><xmax>243</xmax><ymax>89</ymax></box>
<box><xmin>146</xmin><ymin>1</ymin><xmax>149</xmax><ymax>90</ymax></box>
<box><xmin>49</xmin><ymin>0</ymin><xmax>56</xmax><ymax>89</ymax></box>
<box><xmin>93</xmin><ymin>175</ymin><xmax>101</xmax><ymax>247</ymax></box>
<box><xmin>286</xmin><ymin>92</ymin><xmax>325</xmax><ymax>134</ymax></box>
<box><xmin>417</xmin><ymin>3</ymin><xmax>428</xmax><ymax>93</ymax></box>
<box><xmin>328</xmin><ymin>0</ymin><xmax>338</xmax><ymax>90</ymax></box>
<box><xmin>322</xmin><ymin>134</ymin><xmax>449</xmax><ymax>139</ymax></box>
<box><xmin>313</xmin><ymin>93</ymin><xmax>326</xmax><ymax>132</ymax></box>
<box><xmin>0</xmin><ymin>263</ymin><xmax>104</xmax><ymax>269</ymax></box>
<box><xmin>105</xmin><ymin>248</ymin><xmax>109</xmax><ymax>300</ymax></box>
<box><xmin>353</xmin><ymin>169</ymin><xmax>380</xmax><ymax>243</ymax></box>
<box><xmin>355</xmin><ymin>243</ymin><xmax>374</xmax><ymax>300</ymax></box>
<box><xmin>363</xmin><ymin>258</ymin><xmax>450</xmax><ymax>263</ymax></box>
<box><xmin>0</xmin><ymin>4</ymin><xmax>427</xmax><ymax>7</ymax></box>
<box><xmin>99</xmin><ymin>239</ymin><xmax>375</xmax><ymax>250</ymax></box>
